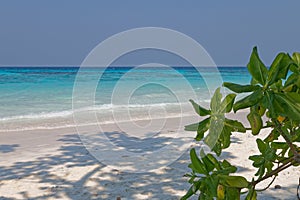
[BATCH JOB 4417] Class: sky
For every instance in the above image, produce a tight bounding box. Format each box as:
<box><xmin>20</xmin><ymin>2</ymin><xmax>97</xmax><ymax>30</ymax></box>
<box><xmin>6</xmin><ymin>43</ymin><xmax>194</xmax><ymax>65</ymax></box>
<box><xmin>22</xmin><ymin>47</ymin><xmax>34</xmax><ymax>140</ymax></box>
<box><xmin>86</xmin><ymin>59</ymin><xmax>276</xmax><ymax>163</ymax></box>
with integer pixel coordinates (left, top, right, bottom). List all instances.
<box><xmin>0</xmin><ymin>0</ymin><xmax>300</xmax><ymax>66</ymax></box>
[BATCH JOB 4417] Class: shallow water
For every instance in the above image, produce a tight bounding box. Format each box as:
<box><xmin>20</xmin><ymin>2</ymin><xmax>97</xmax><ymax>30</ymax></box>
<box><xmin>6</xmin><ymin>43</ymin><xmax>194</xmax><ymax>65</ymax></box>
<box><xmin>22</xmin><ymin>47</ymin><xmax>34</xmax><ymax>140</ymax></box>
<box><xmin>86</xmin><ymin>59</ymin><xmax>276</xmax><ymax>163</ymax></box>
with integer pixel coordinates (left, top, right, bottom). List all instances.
<box><xmin>0</xmin><ymin>66</ymin><xmax>250</xmax><ymax>131</ymax></box>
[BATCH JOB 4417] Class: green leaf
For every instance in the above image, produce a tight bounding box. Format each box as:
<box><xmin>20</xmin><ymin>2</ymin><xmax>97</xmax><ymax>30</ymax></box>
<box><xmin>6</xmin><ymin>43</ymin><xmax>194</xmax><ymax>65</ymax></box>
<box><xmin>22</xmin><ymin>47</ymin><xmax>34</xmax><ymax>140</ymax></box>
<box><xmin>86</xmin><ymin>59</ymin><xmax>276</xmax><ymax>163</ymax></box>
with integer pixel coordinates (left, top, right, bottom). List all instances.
<box><xmin>185</xmin><ymin>117</ymin><xmax>211</xmax><ymax>141</ymax></box>
<box><xmin>185</xmin><ymin>117</ymin><xmax>210</xmax><ymax>132</ymax></box>
<box><xmin>212</xmin><ymin>141</ymin><xmax>222</xmax><ymax>156</ymax></box>
<box><xmin>218</xmin><ymin>126</ymin><xmax>231</xmax><ymax>149</ymax></box>
<box><xmin>180</xmin><ymin>185</ymin><xmax>195</xmax><ymax>200</ymax></box>
<box><xmin>268</xmin><ymin>92</ymin><xmax>285</xmax><ymax>118</ymax></box>
<box><xmin>190</xmin><ymin>148</ymin><xmax>207</xmax><ymax>175</ymax></box>
<box><xmin>247</xmin><ymin>47</ymin><xmax>268</xmax><ymax>85</ymax></box>
<box><xmin>223</xmin><ymin>82</ymin><xmax>260</xmax><ymax>93</ymax></box>
<box><xmin>267</xmin><ymin>53</ymin><xmax>293</xmax><ymax>85</ymax></box>
<box><xmin>284</xmin><ymin>73</ymin><xmax>300</xmax><ymax>89</ymax></box>
<box><xmin>264</xmin><ymin>129</ymin><xmax>280</xmax><ymax>143</ymax></box>
<box><xmin>210</xmin><ymin>87</ymin><xmax>222</xmax><ymax>113</ymax></box>
<box><xmin>251</xmin><ymin>77</ymin><xmax>260</xmax><ymax>85</ymax></box>
<box><xmin>218</xmin><ymin>175</ymin><xmax>249</xmax><ymax>188</ymax></box>
<box><xmin>189</xmin><ymin>99</ymin><xmax>211</xmax><ymax>116</ymax></box>
<box><xmin>225</xmin><ymin>187</ymin><xmax>240</xmax><ymax>200</ymax></box>
<box><xmin>292</xmin><ymin>52</ymin><xmax>300</xmax><ymax>66</ymax></box>
<box><xmin>203</xmin><ymin>176</ymin><xmax>219</xmax><ymax>198</ymax></box>
<box><xmin>219</xmin><ymin>93</ymin><xmax>236</xmax><ymax>113</ymax></box>
<box><xmin>206</xmin><ymin>154</ymin><xmax>221</xmax><ymax>170</ymax></box>
<box><xmin>256</xmin><ymin>139</ymin><xmax>267</xmax><ymax>153</ymax></box>
<box><xmin>233</xmin><ymin>89</ymin><xmax>263</xmax><ymax>112</ymax></box>
<box><xmin>219</xmin><ymin>160</ymin><xmax>237</xmax><ymax>174</ymax></box>
<box><xmin>201</xmin><ymin>151</ymin><xmax>215</xmax><ymax>173</ymax></box>
<box><xmin>224</xmin><ymin>119</ymin><xmax>246</xmax><ymax>132</ymax></box>
<box><xmin>271</xmin><ymin>142</ymin><xmax>288</xmax><ymax>150</ymax></box>
<box><xmin>204</xmin><ymin>116</ymin><xmax>225</xmax><ymax>151</ymax></box>
<box><xmin>181</xmin><ymin>181</ymin><xmax>201</xmax><ymax>200</ymax></box>
<box><xmin>285</xmin><ymin>92</ymin><xmax>300</xmax><ymax>104</ymax></box>
<box><xmin>273</xmin><ymin>93</ymin><xmax>300</xmax><ymax>120</ymax></box>
<box><xmin>251</xmin><ymin>104</ymin><xmax>266</xmax><ymax>116</ymax></box>
<box><xmin>249</xmin><ymin>155</ymin><xmax>264</xmax><ymax>167</ymax></box>
<box><xmin>247</xmin><ymin>111</ymin><xmax>263</xmax><ymax>135</ymax></box>
<box><xmin>246</xmin><ymin>188</ymin><xmax>257</xmax><ymax>200</ymax></box>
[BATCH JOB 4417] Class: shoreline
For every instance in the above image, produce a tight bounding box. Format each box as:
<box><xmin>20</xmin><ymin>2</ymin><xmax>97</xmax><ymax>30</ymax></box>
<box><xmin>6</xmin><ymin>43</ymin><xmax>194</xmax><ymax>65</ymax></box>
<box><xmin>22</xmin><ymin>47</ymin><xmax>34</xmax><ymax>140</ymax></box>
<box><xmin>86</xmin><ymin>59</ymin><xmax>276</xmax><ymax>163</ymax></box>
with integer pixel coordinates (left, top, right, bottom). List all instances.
<box><xmin>0</xmin><ymin>115</ymin><xmax>299</xmax><ymax>199</ymax></box>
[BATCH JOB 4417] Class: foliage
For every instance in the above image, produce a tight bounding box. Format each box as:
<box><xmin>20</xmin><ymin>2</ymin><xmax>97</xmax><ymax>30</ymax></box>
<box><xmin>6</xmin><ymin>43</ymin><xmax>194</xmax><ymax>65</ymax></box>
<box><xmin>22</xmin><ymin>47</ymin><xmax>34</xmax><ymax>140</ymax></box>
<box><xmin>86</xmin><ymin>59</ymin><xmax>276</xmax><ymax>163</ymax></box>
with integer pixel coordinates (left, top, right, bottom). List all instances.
<box><xmin>182</xmin><ymin>47</ymin><xmax>300</xmax><ymax>200</ymax></box>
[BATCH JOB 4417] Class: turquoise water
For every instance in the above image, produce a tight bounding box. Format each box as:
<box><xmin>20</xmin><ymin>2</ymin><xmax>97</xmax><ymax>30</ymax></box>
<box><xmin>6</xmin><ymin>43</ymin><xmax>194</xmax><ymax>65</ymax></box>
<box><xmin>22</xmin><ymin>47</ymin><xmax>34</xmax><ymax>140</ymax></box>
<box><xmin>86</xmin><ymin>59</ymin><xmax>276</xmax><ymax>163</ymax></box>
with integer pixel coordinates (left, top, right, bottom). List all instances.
<box><xmin>0</xmin><ymin>67</ymin><xmax>251</xmax><ymax>131</ymax></box>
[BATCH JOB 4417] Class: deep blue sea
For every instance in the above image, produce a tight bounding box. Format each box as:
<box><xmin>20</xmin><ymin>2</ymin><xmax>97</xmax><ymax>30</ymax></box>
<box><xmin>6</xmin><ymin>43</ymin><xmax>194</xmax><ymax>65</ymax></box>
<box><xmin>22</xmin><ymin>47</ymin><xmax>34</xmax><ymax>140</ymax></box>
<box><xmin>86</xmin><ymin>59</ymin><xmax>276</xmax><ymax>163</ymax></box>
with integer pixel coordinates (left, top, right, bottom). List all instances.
<box><xmin>0</xmin><ymin>67</ymin><xmax>251</xmax><ymax>132</ymax></box>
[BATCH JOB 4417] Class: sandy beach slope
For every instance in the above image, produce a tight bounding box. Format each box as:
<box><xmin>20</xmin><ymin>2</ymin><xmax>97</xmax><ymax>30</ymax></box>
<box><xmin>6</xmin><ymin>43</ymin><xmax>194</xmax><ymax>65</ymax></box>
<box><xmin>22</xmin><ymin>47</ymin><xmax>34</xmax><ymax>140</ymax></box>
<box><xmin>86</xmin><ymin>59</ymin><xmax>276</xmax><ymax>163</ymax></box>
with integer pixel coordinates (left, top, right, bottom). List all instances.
<box><xmin>0</xmin><ymin>114</ymin><xmax>299</xmax><ymax>199</ymax></box>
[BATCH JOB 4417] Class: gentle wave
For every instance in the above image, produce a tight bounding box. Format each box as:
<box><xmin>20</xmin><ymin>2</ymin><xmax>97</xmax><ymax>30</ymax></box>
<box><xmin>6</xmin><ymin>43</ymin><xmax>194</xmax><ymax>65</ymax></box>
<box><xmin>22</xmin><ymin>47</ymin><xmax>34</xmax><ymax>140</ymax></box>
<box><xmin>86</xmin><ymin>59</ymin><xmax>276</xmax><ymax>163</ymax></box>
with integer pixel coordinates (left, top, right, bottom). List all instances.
<box><xmin>0</xmin><ymin>102</ymin><xmax>195</xmax><ymax>122</ymax></box>
<box><xmin>0</xmin><ymin>113</ymin><xmax>195</xmax><ymax>132</ymax></box>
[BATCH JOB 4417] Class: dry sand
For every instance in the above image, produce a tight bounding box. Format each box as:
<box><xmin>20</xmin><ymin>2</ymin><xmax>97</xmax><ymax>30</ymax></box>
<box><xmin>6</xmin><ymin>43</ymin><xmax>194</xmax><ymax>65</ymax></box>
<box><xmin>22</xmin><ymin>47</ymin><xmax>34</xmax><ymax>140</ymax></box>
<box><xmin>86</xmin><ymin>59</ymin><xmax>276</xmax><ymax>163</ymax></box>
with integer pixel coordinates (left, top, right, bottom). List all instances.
<box><xmin>0</xmin><ymin>114</ymin><xmax>299</xmax><ymax>200</ymax></box>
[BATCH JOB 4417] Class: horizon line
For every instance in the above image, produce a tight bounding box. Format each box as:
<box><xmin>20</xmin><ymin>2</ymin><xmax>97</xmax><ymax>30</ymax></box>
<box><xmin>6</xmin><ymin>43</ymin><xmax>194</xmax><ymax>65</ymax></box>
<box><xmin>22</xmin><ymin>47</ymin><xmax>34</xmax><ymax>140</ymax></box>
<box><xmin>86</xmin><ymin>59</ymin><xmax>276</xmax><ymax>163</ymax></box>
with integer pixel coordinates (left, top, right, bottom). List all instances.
<box><xmin>0</xmin><ymin>64</ymin><xmax>247</xmax><ymax>67</ymax></box>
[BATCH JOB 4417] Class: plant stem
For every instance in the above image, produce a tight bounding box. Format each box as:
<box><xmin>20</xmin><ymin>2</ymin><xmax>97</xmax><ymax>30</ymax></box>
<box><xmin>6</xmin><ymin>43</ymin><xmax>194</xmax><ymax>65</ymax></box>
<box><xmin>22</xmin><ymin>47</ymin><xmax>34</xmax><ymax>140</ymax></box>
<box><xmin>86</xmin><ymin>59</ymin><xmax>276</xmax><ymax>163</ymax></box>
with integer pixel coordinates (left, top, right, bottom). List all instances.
<box><xmin>275</xmin><ymin>121</ymin><xmax>300</xmax><ymax>163</ymax></box>
<box><xmin>245</xmin><ymin>125</ymin><xmax>271</xmax><ymax>131</ymax></box>
<box><xmin>252</xmin><ymin>159</ymin><xmax>294</xmax><ymax>186</ymax></box>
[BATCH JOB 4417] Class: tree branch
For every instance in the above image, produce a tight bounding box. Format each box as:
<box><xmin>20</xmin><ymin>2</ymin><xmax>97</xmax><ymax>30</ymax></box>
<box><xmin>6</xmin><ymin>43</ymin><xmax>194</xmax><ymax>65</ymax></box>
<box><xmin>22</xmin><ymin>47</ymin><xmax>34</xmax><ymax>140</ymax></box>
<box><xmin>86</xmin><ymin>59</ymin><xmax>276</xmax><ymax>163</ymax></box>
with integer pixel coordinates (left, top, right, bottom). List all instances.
<box><xmin>275</xmin><ymin>121</ymin><xmax>300</xmax><ymax>163</ymax></box>
<box><xmin>252</xmin><ymin>159</ymin><xmax>295</xmax><ymax>186</ymax></box>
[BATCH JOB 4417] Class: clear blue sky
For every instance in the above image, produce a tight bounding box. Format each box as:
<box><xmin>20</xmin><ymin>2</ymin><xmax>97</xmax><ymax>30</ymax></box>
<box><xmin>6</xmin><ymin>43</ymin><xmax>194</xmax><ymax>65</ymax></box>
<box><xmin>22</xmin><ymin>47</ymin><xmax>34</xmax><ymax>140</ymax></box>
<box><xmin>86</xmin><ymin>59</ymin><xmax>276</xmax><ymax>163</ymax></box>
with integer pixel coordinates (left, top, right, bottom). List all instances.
<box><xmin>0</xmin><ymin>0</ymin><xmax>300</xmax><ymax>66</ymax></box>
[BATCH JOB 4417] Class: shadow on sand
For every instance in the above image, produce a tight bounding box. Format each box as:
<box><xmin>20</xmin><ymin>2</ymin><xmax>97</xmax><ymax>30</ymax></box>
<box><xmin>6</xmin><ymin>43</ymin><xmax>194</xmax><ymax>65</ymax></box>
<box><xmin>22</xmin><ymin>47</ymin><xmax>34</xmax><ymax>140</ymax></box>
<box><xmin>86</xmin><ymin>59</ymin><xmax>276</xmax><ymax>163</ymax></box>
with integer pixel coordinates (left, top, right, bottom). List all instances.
<box><xmin>0</xmin><ymin>132</ymin><xmax>298</xmax><ymax>200</ymax></box>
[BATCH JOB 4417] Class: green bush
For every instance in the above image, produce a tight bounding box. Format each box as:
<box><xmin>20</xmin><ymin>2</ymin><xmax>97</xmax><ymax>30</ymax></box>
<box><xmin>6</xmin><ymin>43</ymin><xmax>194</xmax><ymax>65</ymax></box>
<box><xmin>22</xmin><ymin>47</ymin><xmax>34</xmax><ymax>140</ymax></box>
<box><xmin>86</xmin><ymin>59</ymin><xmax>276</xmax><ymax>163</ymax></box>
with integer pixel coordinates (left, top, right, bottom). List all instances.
<box><xmin>182</xmin><ymin>47</ymin><xmax>300</xmax><ymax>200</ymax></box>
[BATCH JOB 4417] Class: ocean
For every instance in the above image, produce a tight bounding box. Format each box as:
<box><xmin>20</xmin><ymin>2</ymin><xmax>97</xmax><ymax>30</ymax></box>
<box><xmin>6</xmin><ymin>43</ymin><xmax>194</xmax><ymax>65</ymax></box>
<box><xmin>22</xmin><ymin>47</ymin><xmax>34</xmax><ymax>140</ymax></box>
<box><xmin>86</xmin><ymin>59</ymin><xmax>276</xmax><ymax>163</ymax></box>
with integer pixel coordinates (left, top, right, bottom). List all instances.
<box><xmin>0</xmin><ymin>67</ymin><xmax>251</xmax><ymax>132</ymax></box>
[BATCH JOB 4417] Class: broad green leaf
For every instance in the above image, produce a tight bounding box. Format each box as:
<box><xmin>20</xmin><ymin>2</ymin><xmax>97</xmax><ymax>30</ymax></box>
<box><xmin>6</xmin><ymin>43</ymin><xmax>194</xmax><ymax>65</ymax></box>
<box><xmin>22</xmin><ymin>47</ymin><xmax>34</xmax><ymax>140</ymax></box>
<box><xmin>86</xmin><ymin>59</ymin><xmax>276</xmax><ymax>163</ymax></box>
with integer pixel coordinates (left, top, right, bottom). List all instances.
<box><xmin>247</xmin><ymin>111</ymin><xmax>263</xmax><ymax>135</ymax></box>
<box><xmin>249</xmin><ymin>155</ymin><xmax>264</xmax><ymax>167</ymax></box>
<box><xmin>290</xmin><ymin>64</ymin><xmax>299</xmax><ymax>73</ymax></box>
<box><xmin>212</xmin><ymin>141</ymin><xmax>222</xmax><ymax>156</ymax></box>
<box><xmin>200</xmin><ymin>150</ymin><xmax>215</xmax><ymax>172</ymax></box>
<box><xmin>190</xmin><ymin>99</ymin><xmax>211</xmax><ymax>116</ymax></box>
<box><xmin>180</xmin><ymin>185</ymin><xmax>195</xmax><ymax>200</ymax></box>
<box><xmin>204</xmin><ymin>116</ymin><xmax>225</xmax><ymax>151</ymax></box>
<box><xmin>205</xmin><ymin>176</ymin><xmax>219</xmax><ymax>197</ymax></box>
<box><xmin>246</xmin><ymin>188</ymin><xmax>257</xmax><ymax>200</ymax></box>
<box><xmin>247</xmin><ymin>47</ymin><xmax>268</xmax><ymax>85</ymax></box>
<box><xmin>223</xmin><ymin>82</ymin><xmax>260</xmax><ymax>93</ymax></box>
<box><xmin>210</xmin><ymin>87</ymin><xmax>222</xmax><ymax>113</ymax></box>
<box><xmin>185</xmin><ymin>118</ymin><xmax>211</xmax><ymax>141</ymax></box>
<box><xmin>225</xmin><ymin>187</ymin><xmax>240</xmax><ymax>200</ymax></box>
<box><xmin>251</xmin><ymin>77</ymin><xmax>260</xmax><ymax>86</ymax></box>
<box><xmin>285</xmin><ymin>92</ymin><xmax>300</xmax><ymax>104</ymax></box>
<box><xmin>219</xmin><ymin>160</ymin><xmax>237</xmax><ymax>174</ymax></box>
<box><xmin>256</xmin><ymin>165</ymin><xmax>266</xmax><ymax>177</ymax></box>
<box><xmin>219</xmin><ymin>93</ymin><xmax>236</xmax><ymax>113</ymax></box>
<box><xmin>284</xmin><ymin>73</ymin><xmax>300</xmax><ymax>89</ymax></box>
<box><xmin>220</xmin><ymin>126</ymin><xmax>231</xmax><ymax>149</ymax></box>
<box><xmin>268</xmin><ymin>92</ymin><xmax>285</xmax><ymax>118</ymax></box>
<box><xmin>256</xmin><ymin>139</ymin><xmax>267</xmax><ymax>153</ymax></box>
<box><xmin>224</xmin><ymin>119</ymin><xmax>246</xmax><ymax>132</ymax></box>
<box><xmin>292</xmin><ymin>52</ymin><xmax>300</xmax><ymax>66</ymax></box>
<box><xmin>181</xmin><ymin>181</ymin><xmax>201</xmax><ymax>200</ymax></box>
<box><xmin>274</xmin><ymin>93</ymin><xmax>300</xmax><ymax>120</ymax></box>
<box><xmin>188</xmin><ymin>175</ymin><xmax>196</xmax><ymax>184</ymax></box>
<box><xmin>185</xmin><ymin>117</ymin><xmax>210</xmax><ymax>132</ymax></box>
<box><xmin>264</xmin><ymin>129</ymin><xmax>280</xmax><ymax>142</ymax></box>
<box><xmin>221</xmin><ymin>159</ymin><xmax>232</xmax><ymax>168</ymax></box>
<box><xmin>190</xmin><ymin>148</ymin><xmax>207</xmax><ymax>175</ymax></box>
<box><xmin>219</xmin><ymin>175</ymin><xmax>249</xmax><ymax>188</ymax></box>
<box><xmin>233</xmin><ymin>89</ymin><xmax>263</xmax><ymax>112</ymax></box>
<box><xmin>206</xmin><ymin>154</ymin><xmax>221</xmax><ymax>170</ymax></box>
<box><xmin>267</xmin><ymin>53</ymin><xmax>293</xmax><ymax>85</ymax></box>
<box><xmin>251</xmin><ymin>104</ymin><xmax>266</xmax><ymax>116</ymax></box>
<box><xmin>271</xmin><ymin>142</ymin><xmax>288</xmax><ymax>150</ymax></box>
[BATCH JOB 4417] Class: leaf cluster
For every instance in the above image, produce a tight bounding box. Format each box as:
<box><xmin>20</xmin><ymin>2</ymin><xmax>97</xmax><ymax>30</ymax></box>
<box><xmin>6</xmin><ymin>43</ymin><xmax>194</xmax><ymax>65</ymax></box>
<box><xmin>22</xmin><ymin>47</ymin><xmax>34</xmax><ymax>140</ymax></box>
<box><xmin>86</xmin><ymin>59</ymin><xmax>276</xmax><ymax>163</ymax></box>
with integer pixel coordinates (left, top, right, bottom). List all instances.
<box><xmin>183</xmin><ymin>47</ymin><xmax>300</xmax><ymax>200</ymax></box>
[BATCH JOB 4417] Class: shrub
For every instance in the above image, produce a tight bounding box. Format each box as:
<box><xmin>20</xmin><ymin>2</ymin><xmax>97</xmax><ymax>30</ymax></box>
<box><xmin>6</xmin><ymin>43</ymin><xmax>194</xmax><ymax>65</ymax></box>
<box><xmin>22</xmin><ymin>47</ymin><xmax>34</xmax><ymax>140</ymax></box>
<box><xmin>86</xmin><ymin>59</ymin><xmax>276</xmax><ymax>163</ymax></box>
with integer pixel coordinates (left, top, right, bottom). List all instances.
<box><xmin>182</xmin><ymin>47</ymin><xmax>300</xmax><ymax>200</ymax></box>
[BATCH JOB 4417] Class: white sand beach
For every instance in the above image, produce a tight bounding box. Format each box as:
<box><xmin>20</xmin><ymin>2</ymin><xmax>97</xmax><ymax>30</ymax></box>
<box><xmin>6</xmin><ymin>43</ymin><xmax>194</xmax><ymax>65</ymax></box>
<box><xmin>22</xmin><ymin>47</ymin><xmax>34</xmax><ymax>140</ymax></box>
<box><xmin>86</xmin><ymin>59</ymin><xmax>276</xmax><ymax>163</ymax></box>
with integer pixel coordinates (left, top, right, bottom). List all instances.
<box><xmin>0</xmin><ymin>114</ymin><xmax>299</xmax><ymax>200</ymax></box>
